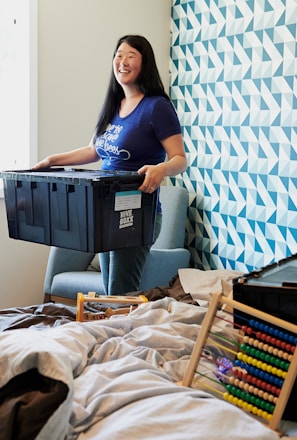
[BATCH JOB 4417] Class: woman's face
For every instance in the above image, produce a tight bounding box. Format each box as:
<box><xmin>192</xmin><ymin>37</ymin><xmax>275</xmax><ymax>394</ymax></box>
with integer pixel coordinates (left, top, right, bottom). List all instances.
<box><xmin>113</xmin><ymin>42</ymin><xmax>142</xmax><ymax>88</ymax></box>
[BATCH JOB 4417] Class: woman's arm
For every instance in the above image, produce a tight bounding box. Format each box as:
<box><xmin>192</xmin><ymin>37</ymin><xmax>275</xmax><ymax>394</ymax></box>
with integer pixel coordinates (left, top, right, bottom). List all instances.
<box><xmin>138</xmin><ymin>133</ymin><xmax>187</xmax><ymax>192</ymax></box>
<box><xmin>32</xmin><ymin>144</ymin><xmax>99</xmax><ymax>170</ymax></box>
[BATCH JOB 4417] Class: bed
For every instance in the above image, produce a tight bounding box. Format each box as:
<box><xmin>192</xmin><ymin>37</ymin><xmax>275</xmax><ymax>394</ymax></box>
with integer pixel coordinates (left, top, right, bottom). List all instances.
<box><xmin>0</xmin><ymin>269</ymin><xmax>296</xmax><ymax>440</ymax></box>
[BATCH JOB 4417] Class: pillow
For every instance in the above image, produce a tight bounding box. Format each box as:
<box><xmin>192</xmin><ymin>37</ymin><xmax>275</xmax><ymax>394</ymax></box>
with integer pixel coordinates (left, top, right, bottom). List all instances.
<box><xmin>178</xmin><ymin>268</ymin><xmax>243</xmax><ymax>302</ymax></box>
<box><xmin>87</xmin><ymin>255</ymin><xmax>100</xmax><ymax>272</ymax></box>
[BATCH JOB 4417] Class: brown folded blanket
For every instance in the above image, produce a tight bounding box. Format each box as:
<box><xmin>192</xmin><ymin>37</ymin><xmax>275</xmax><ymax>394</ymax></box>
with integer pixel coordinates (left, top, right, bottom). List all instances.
<box><xmin>139</xmin><ymin>274</ymin><xmax>198</xmax><ymax>305</ymax></box>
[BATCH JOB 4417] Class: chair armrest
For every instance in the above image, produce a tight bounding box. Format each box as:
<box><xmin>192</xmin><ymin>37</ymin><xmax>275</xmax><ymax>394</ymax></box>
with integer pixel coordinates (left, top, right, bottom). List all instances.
<box><xmin>44</xmin><ymin>247</ymin><xmax>95</xmax><ymax>294</ymax></box>
<box><xmin>139</xmin><ymin>248</ymin><xmax>190</xmax><ymax>290</ymax></box>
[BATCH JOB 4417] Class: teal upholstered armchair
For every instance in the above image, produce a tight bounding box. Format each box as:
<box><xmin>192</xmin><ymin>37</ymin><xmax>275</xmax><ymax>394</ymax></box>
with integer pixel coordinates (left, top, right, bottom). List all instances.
<box><xmin>43</xmin><ymin>185</ymin><xmax>190</xmax><ymax>305</ymax></box>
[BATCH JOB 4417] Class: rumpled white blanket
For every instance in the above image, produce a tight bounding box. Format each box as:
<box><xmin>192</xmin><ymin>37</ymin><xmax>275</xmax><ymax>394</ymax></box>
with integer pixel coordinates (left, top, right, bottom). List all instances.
<box><xmin>0</xmin><ymin>297</ymin><xmax>280</xmax><ymax>440</ymax></box>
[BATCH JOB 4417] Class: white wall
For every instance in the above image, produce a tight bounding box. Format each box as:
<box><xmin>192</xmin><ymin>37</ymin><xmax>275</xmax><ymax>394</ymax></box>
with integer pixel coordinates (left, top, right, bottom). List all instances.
<box><xmin>0</xmin><ymin>0</ymin><xmax>172</xmax><ymax>308</ymax></box>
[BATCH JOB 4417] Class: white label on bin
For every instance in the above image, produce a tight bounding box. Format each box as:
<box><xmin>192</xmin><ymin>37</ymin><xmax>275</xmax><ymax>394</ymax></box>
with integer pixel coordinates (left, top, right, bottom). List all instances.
<box><xmin>114</xmin><ymin>190</ymin><xmax>141</xmax><ymax>211</ymax></box>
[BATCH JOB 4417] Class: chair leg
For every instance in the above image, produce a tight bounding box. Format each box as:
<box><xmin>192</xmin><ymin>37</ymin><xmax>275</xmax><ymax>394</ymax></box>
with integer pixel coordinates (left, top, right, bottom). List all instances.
<box><xmin>49</xmin><ymin>295</ymin><xmax>77</xmax><ymax>306</ymax></box>
<box><xmin>43</xmin><ymin>293</ymin><xmax>52</xmax><ymax>303</ymax></box>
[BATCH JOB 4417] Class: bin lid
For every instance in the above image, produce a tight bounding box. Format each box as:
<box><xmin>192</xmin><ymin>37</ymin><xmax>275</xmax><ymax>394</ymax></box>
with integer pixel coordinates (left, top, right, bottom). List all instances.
<box><xmin>0</xmin><ymin>168</ymin><xmax>145</xmax><ymax>186</ymax></box>
<box><xmin>235</xmin><ymin>254</ymin><xmax>297</xmax><ymax>288</ymax></box>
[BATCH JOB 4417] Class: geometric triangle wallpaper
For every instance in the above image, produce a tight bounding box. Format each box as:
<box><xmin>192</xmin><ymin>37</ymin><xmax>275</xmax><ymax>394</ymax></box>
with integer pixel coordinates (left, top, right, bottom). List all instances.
<box><xmin>170</xmin><ymin>0</ymin><xmax>297</xmax><ymax>272</ymax></box>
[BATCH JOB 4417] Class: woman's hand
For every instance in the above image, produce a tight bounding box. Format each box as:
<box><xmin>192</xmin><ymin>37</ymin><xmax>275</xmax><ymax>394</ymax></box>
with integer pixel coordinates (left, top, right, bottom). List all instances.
<box><xmin>31</xmin><ymin>157</ymin><xmax>51</xmax><ymax>170</ymax></box>
<box><xmin>138</xmin><ymin>133</ymin><xmax>187</xmax><ymax>193</ymax></box>
<box><xmin>138</xmin><ymin>163</ymin><xmax>166</xmax><ymax>193</ymax></box>
<box><xmin>138</xmin><ymin>132</ymin><xmax>187</xmax><ymax>193</ymax></box>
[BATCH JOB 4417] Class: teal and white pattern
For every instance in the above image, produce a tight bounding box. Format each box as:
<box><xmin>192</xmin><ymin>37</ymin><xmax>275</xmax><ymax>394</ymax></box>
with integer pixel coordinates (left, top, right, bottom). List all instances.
<box><xmin>170</xmin><ymin>0</ymin><xmax>297</xmax><ymax>272</ymax></box>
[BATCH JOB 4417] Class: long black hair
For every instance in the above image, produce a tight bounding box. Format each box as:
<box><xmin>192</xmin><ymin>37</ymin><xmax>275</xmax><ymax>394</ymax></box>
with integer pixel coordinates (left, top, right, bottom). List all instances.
<box><xmin>94</xmin><ymin>35</ymin><xmax>170</xmax><ymax>138</ymax></box>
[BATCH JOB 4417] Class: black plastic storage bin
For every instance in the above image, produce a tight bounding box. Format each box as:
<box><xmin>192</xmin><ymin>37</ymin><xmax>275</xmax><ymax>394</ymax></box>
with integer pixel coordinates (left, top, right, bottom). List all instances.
<box><xmin>233</xmin><ymin>253</ymin><xmax>297</xmax><ymax>325</ymax></box>
<box><xmin>0</xmin><ymin>168</ymin><xmax>158</xmax><ymax>253</ymax></box>
<box><xmin>233</xmin><ymin>253</ymin><xmax>297</xmax><ymax>421</ymax></box>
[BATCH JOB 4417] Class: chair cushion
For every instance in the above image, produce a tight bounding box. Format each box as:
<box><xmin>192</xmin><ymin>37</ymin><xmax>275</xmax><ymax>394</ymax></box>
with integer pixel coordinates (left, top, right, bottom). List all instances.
<box><xmin>51</xmin><ymin>272</ymin><xmax>105</xmax><ymax>300</ymax></box>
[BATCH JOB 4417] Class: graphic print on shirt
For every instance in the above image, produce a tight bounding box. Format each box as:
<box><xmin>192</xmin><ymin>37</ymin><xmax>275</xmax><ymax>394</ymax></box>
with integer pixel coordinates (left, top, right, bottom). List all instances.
<box><xmin>96</xmin><ymin>123</ymin><xmax>131</xmax><ymax>166</ymax></box>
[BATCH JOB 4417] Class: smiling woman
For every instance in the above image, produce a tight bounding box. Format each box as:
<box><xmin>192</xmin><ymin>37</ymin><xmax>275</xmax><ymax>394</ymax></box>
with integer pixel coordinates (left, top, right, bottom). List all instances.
<box><xmin>32</xmin><ymin>34</ymin><xmax>186</xmax><ymax>298</ymax></box>
<box><xmin>0</xmin><ymin>0</ymin><xmax>37</xmax><ymax>196</ymax></box>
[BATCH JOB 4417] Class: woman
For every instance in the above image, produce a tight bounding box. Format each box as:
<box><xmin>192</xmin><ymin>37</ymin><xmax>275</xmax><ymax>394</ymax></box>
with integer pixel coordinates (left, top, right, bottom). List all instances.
<box><xmin>33</xmin><ymin>34</ymin><xmax>187</xmax><ymax>295</ymax></box>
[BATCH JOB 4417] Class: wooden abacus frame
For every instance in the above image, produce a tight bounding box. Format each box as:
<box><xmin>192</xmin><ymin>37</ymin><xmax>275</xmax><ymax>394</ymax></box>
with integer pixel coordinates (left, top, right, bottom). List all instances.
<box><xmin>181</xmin><ymin>292</ymin><xmax>297</xmax><ymax>433</ymax></box>
<box><xmin>76</xmin><ymin>292</ymin><xmax>148</xmax><ymax>322</ymax></box>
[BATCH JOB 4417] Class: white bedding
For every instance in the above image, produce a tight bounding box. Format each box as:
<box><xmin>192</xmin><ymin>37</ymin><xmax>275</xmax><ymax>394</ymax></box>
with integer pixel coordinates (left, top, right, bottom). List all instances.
<box><xmin>0</xmin><ymin>297</ymin><xmax>281</xmax><ymax>440</ymax></box>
